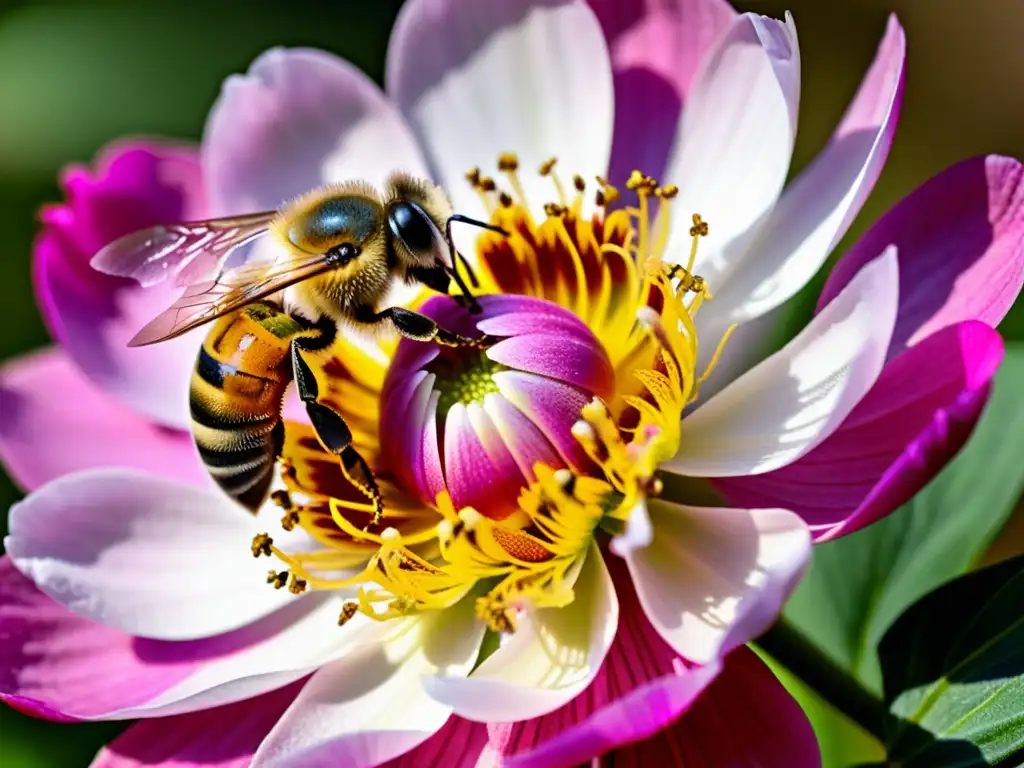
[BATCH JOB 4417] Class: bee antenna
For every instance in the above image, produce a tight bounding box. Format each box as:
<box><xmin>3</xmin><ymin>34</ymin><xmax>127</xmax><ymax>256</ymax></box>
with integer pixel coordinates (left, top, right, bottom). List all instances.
<box><xmin>443</xmin><ymin>213</ymin><xmax>508</xmax><ymax>314</ymax></box>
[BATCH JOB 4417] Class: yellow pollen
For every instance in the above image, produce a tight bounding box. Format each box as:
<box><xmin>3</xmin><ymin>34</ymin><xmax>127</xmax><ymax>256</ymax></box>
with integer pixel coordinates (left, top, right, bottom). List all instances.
<box><xmin>251</xmin><ymin>533</ymin><xmax>273</xmax><ymax>558</ymax></box>
<box><xmin>657</xmin><ymin>184</ymin><xmax>679</xmax><ymax>199</ymax></box>
<box><xmin>431</xmin><ymin>352</ymin><xmax>504</xmax><ymax>417</ymax></box>
<box><xmin>538</xmin><ymin>157</ymin><xmax>558</xmax><ymax>175</ymax></box>
<box><xmin>288</xmin><ymin>574</ymin><xmax>307</xmax><ymax>594</ymax></box>
<box><xmin>479</xmin><ymin>176</ymin><xmax>496</xmax><ymax>192</ymax></box>
<box><xmin>690</xmin><ymin>213</ymin><xmax>709</xmax><ymax>238</ymax></box>
<box><xmin>544</xmin><ymin>202</ymin><xmax>567</xmax><ymax>218</ymax></box>
<box><xmin>338</xmin><ymin>601</ymin><xmax>359</xmax><ymax>626</ymax></box>
<box><xmin>497</xmin><ymin>152</ymin><xmax>519</xmax><ymax>172</ymax></box>
<box><xmin>267</xmin><ymin>570</ymin><xmax>288</xmax><ymax>589</ymax></box>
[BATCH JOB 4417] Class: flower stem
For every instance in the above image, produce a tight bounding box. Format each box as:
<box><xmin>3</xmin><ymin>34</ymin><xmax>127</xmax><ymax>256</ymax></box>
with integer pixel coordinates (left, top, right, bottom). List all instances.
<box><xmin>755</xmin><ymin>618</ymin><xmax>890</xmax><ymax>743</ymax></box>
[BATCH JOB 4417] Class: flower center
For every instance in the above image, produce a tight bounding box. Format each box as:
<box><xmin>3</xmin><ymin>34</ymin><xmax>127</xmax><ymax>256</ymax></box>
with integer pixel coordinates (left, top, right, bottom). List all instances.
<box><xmin>250</xmin><ymin>153</ymin><xmax>734</xmax><ymax>633</ymax></box>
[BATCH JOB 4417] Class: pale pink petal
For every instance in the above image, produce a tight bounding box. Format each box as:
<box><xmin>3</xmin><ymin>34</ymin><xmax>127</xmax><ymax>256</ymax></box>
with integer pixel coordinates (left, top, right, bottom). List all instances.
<box><xmin>35</xmin><ymin>142</ymin><xmax>208</xmax><ymax>429</ymax></box>
<box><xmin>481</xmin><ymin>393</ymin><xmax>562</xmax><ymax>482</ymax></box>
<box><xmin>624</xmin><ymin>500</ymin><xmax>811</xmax><ymax>664</ymax></box>
<box><xmin>0</xmin><ymin>555</ymin><xmax>354</xmax><ymax>721</ymax></box>
<box><xmin>379</xmin><ymin>370</ymin><xmax>435</xmax><ymax>502</ymax></box>
<box><xmin>494</xmin><ymin>557</ymin><xmax>721</xmax><ymax>766</ymax></box>
<box><xmin>492</xmin><ymin>371</ymin><xmax>592</xmax><ymax>470</ymax></box>
<box><xmin>715</xmin><ymin>321</ymin><xmax>1004</xmax><ymax>541</ymax></box>
<box><xmin>90</xmin><ymin>683</ymin><xmax>302</xmax><ymax>768</ymax></box>
<box><xmin>486</xmin><ymin>334</ymin><xmax>615</xmax><ymax>398</ymax></box>
<box><xmin>588</xmin><ymin>0</ymin><xmax>736</xmax><ymax>186</ymax></box>
<box><xmin>607</xmin><ymin>647</ymin><xmax>820</xmax><ymax>767</ymax></box>
<box><xmin>663</xmin><ymin>12</ymin><xmax>800</xmax><ymax>283</ymax></box>
<box><xmin>387</xmin><ymin>0</ymin><xmax>613</xmax><ymax>234</ymax></box>
<box><xmin>0</xmin><ymin>349</ymin><xmax>207</xmax><ymax>492</ymax></box>
<box><xmin>818</xmin><ymin>155</ymin><xmax>1024</xmax><ymax>357</ymax></box>
<box><xmin>705</xmin><ymin>15</ymin><xmax>905</xmax><ymax>326</ymax></box>
<box><xmin>203</xmin><ymin>47</ymin><xmax>427</xmax><ymax>215</ymax></box>
<box><xmin>668</xmin><ymin>249</ymin><xmax>898</xmax><ymax>477</ymax></box>
<box><xmin>443</xmin><ymin>403</ymin><xmax>528</xmax><ymax>520</ymax></box>
<box><xmin>252</xmin><ymin>605</ymin><xmax>484</xmax><ymax>768</ymax></box>
<box><xmin>5</xmin><ymin>469</ymin><xmax>297</xmax><ymax>640</ymax></box>
<box><xmin>424</xmin><ymin>543</ymin><xmax>616</xmax><ymax>723</ymax></box>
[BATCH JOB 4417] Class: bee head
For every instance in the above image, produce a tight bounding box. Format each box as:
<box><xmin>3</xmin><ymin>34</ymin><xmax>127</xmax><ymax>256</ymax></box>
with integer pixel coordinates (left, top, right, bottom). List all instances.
<box><xmin>384</xmin><ymin>173</ymin><xmax>453</xmax><ymax>270</ymax></box>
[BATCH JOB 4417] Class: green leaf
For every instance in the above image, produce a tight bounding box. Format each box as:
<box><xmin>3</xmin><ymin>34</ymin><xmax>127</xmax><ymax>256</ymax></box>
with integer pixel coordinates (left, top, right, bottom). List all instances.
<box><xmin>877</xmin><ymin>553</ymin><xmax>1024</xmax><ymax>766</ymax></box>
<box><xmin>785</xmin><ymin>344</ymin><xmax>1024</xmax><ymax>693</ymax></box>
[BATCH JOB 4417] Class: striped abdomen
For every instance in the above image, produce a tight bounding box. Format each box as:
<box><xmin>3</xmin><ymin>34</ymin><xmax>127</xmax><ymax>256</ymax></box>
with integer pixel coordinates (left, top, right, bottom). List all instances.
<box><xmin>190</xmin><ymin>301</ymin><xmax>303</xmax><ymax>511</ymax></box>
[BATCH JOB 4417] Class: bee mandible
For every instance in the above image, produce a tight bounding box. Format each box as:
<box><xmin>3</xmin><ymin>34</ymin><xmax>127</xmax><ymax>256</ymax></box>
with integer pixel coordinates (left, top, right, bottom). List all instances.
<box><xmin>92</xmin><ymin>173</ymin><xmax>504</xmax><ymax>524</ymax></box>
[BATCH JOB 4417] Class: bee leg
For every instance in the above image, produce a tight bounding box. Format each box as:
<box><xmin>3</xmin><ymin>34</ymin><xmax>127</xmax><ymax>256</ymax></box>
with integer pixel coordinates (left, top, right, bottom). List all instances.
<box><xmin>291</xmin><ymin>340</ymin><xmax>384</xmax><ymax>527</ymax></box>
<box><xmin>365</xmin><ymin>306</ymin><xmax>496</xmax><ymax>350</ymax></box>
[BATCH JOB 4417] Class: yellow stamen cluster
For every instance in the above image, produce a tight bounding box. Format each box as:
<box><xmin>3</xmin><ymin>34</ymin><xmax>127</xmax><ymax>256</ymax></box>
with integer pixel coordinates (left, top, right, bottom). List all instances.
<box><xmin>253</xmin><ymin>153</ymin><xmax>734</xmax><ymax>634</ymax></box>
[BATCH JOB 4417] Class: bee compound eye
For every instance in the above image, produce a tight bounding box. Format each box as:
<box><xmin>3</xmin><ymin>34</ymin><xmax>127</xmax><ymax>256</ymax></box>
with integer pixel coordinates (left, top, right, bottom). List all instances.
<box><xmin>328</xmin><ymin>243</ymin><xmax>359</xmax><ymax>266</ymax></box>
<box><xmin>389</xmin><ymin>201</ymin><xmax>436</xmax><ymax>254</ymax></box>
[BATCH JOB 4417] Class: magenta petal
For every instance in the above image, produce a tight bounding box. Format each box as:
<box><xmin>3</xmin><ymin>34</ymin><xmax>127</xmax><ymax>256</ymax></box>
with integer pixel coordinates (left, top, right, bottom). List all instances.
<box><xmin>91</xmin><ymin>683</ymin><xmax>302</xmax><ymax>768</ymax></box>
<box><xmin>35</xmin><ymin>142</ymin><xmax>209</xmax><ymax>429</ymax></box>
<box><xmin>608</xmin><ymin>647</ymin><xmax>820</xmax><ymax>768</ymax></box>
<box><xmin>443</xmin><ymin>403</ymin><xmax>527</xmax><ymax>519</ymax></box>
<box><xmin>714</xmin><ymin>321</ymin><xmax>1004</xmax><ymax>541</ymax></box>
<box><xmin>489</xmin><ymin>558</ymin><xmax>720</xmax><ymax>765</ymax></box>
<box><xmin>493</xmin><ymin>371</ymin><xmax>592</xmax><ymax>470</ymax></box>
<box><xmin>588</xmin><ymin>0</ymin><xmax>737</xmax><ymax>186</ymax></box>
<box><xmin>818</xmin><ymin>155</ymin><xmax>1024</xmax><ymax>358</ymax></box>
<box><xmin>0</xmin><ymin>349</ymin><xmax>208</xmax><ymax>492</ymax></box>
<box><xmin>487</xmin><ymin>334</ymin><xmax>615</xmax><ymax>398</ymax></box>
<box><xmin>475</xmin><ymin>312</ymin><xmax>597</xmax><ymax>345</ymax></box>
<box><xmin>381</xmin><ymin>716</ymin><xmax>491</xmax><ymax>767</ymax></box>
<box><xmin>482</xmin><ymin>393</ymin><xmax>562</xmax><ymax>481</ymax></box>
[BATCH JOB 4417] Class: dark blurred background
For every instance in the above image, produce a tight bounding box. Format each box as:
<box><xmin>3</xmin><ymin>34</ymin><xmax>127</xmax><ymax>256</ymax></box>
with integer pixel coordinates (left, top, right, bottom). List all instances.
<box><xmin>1</xmin><ymin>1</ymin><xmax>1022</xmax><ymax>765</ymax></box>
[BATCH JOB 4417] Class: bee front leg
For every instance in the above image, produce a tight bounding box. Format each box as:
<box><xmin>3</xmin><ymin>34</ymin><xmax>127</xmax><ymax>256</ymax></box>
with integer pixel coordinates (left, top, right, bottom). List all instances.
<box><xmin>291</xmin><ymin>339</ymin><xmax>384</xmax><ymax>527</ymax></box>
<box><xmin>363</xmin><ymin>306</ymin><xmax>495</xmax><ymax>350</ymax></box>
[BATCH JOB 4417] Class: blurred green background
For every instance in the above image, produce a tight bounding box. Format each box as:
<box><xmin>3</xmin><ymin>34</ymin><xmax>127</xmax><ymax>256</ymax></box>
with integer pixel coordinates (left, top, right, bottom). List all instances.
<box><xmin>1</xmin><ymin>0</ymin><xmax>1023</xmax><ymax>765</ymax></box>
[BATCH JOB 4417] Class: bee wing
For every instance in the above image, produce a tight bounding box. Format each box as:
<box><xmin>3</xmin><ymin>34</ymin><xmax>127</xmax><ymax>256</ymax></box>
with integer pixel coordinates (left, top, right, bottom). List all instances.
<box><xmin>128</xmin><ymin>252</ymin><xmax>337</xmax><ymax>347</ymax></box>
<box><xmin>90</xmin><ymin>211</ymin><xmax>277</xmax><ymax>288</ymax></box>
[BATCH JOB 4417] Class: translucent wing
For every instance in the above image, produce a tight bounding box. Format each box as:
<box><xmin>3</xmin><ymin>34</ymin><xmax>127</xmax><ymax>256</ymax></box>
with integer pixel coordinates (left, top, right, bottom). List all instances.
<box><xmin>129</xmin><ymin>252</ymin><xmax>337</xmax><ymax>347</ymax></box>
<box><xmin>90</xmin><ymin>212</ymin><xmax>277</xmax><ymax>288</ymax></box>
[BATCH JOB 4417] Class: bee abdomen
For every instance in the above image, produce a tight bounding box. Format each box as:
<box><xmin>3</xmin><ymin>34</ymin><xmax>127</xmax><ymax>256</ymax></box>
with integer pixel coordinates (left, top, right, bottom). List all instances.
<box><xmin>190</xmin><ymin>303</ymin><xmax>297</xmax><ymax>512</ymax></box>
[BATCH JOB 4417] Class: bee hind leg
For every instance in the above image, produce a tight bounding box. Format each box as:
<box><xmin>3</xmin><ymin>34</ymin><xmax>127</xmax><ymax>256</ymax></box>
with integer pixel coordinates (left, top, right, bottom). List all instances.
<box><xmin>291</xmin><ymin>340</ymin><xmax>384</xmax><ymax>527</ymax></box>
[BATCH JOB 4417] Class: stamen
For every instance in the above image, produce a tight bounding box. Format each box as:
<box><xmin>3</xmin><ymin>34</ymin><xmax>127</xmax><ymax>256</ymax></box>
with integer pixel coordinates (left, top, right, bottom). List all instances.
<box><xmin>251</xmin><ymin>533</ymin><xmax>273</xmax><ymax>558</ymax></box>
<box><xmin>338</xmin><ymin>601</ymin><xmax>359</xmax><ymax>626</ymax></box>
<box><xmin>288</xmin><ymin>574</ymin><xmax>307</xmax><ymax>594</ymax></box>
<box><xmin>538</xmin><ymin>156</ymin><xmax>567</xmax><ymax>206</ymax></box>
<box><xmin>497</xmin><ymin>153</ymin><xmax>529</xmax><ymax>210</ymax></box>
<box><xmin>267</xmin><ymin>570</ymin><xmax>288</xmax><ymax>589</ymax></box>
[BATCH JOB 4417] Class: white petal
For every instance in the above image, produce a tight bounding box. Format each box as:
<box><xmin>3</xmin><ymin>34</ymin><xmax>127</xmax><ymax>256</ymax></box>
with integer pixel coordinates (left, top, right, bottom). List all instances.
<box><xmin>662</xmin><ymin>12</ymin><xmax>800</xmax><ymax>286</ymax></box>
<box><xmin>253</xmin><ymin>601</ymin><xmax>484</xmax><ymax>768</ymax></box>
<box><xmin>668</xmin><ymin>247</ymin><xmax>898</xmax><ymax>476</ymax></box>
<box><xmin>701</xmin><ymin>16</ymin><xmax>906</xmax><ymax>326</ymax></box>
<box><xmin>203</xmin><ymin>47</ymin><xmax>428</xmax><ymax>215</ymax></box>
<box><xmin>5</xmin><ymin>469</ymin><xmax>295</xmax><ymax>641</ymax></box>
<box><xmin>423</xmin><ymin>542</ymin><xmax>617</xmax><ymax>723</ymax></box>
<box><xmin>387</xmin><ymin>0</ymin><xmax>614</xmax><ymax>237</ymax></box>
<box><xmin>626</xmin><ymin>500</ymin><xmax>811</xmax><ymax>663</ymax></box>
<box><xmin>609</xmin><ymin>500</ymin><xmax>653</xmax><ymax>557</ymax></box>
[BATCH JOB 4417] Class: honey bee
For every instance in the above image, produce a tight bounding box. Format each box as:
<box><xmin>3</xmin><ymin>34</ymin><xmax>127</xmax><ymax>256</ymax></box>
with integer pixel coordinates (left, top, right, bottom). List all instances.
<box><xmin>92</xmin><ymin>173</ymin><xmax>504</xmax><ymax>521</ymax></box>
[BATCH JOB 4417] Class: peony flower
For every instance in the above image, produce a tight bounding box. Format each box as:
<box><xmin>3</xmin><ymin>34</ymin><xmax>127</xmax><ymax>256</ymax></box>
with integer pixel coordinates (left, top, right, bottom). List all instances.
<box><xmin>2</xmin><ymin>1</ymin><xmax>1022</xmax><ymax>766</ymax></box>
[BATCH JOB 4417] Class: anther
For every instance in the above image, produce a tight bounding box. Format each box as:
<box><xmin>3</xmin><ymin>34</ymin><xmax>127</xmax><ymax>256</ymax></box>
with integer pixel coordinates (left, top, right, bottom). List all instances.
<box><xmin>251</xmin><ymin>533</ymin><xmax>273</xmax><ymax>558</ymax></box>
<box><xmin>338</xmin><ymin>601</ymin><xmax>359</xmax><ymax>626</ymax></box>
<box><xmin>280</xmin><ymin>509</ymin><xmax>300</xmax><ymax>532</ymax></box>
<box><xmin>267</xmin><ymin>570</ymin><xmax>288</xmax><ymax>589</ymax></box>
<box><xmin>381</xmin><ymin>527</ymin><xmax>402</xmax><ymax>543</ymax></box>
<box><xmin>479</xmin><ymin>176</ymin><xmax>496</xmax><ymax>192</ymax></box>
<box><xmin>573</xmin><ymin>174</ymin><xmax>586</xmax><ymax>192</ymax></box>
<box><xmin>498</xmin><ymin>191</ymin><xmax>514</xmax><ymax>208</ymax></box>
<box><xmin>497</xmin><ymin>153</ymin><xmax>519</xmax><ymax>172</ymax></box>
<box><xmin>271</xmin><ymin>489</ymin><xmax>293</xmax><ymax>509</ymax></box>
<box><xmin>571</xmin><ymin>420</ymin><xmax>597</xmax><ymax>442</ymax></box>
<box><xmin>538</xmin><ymin>157</ymin><xmax>558</xmax><ymax>176</ymax></box>
<box><xmin>543</xmin><ymin>202</ymin><xmax>567</xmax><ymax>218</ymax></box>
<box><xmin>465</xmin><ymin>167</ymin><xmax>481</xmax><ymax>187</ymax></box>
<box><xmin>595</xmin><ymin>190</ymin><xmax>606</xmax><ymax>207</ymax></box>
<box><xmin>690</xmin><ymin>213</ymin><xmax>709</xmax><ymax>238</ymax></box>
<box><xmin>288</xmin><ymin>574</ymin><xmax>307</xmax><ymax>594</ymax></box>
<box><xmin>656</xmin><ymin>184</ymin><xmax>679</xmax><ymax>199</ymax></box>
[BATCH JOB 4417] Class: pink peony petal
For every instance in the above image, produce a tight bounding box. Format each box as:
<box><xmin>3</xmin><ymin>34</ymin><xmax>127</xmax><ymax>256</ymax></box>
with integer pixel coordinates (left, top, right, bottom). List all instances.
<box><xmin>704</xmin><ymin>14</ymin><xmax>905</xmax><ymax>326</ymax></box>
<box><xmin>494</xmin><ymin>556</ymin><xmax>721</xmax><ymax>766</ymax></box>
<box><xmin>475</xmin><ymin>311</ymin><xmax>598</xmax><ymax>345</ymax></box>
<box><xmin>6</xmin><ymin>469</ymin><xmax>296</xmax><ymax>642</ymax></box>
<box><xmin>0</xmin><ymin>349</ymin><xmax>207</xmax><ymax>492</ymax></box>
<box><xmin>623</xmin><ymin>500</ymin><xmax>811</xmax><ymax>664</ymax></box>
<box><xmin>387</xmin><ymin>0</ymin><xmax>613</xmax><ymax>237</ymax></box>
<box><xmin>90</xmin><ymin>683</ymin><xmax>303</xmax><ymax>768</ymax></box>
<box><xmin>0</xmin><ymin>554</ymin><xmax>345</xmax><ymax>722</ymax></box>
<box><xmin>714</xmin><ymin>321</ymin><xmax>1004</xmax><ymax>541</ymax></box>
<box><xmin>203</xmin><ymin>47</ymin><xmax>428</xmax><ymax>215</ymax></box>
<box><xmin>492</xmin><ymin>371</ymin><xmax>592</xmax><ymax>470</ymax></box>
<box><xmin>818</xmin><ymin>155</ymin><xmax>1024</xmax><ymax>358</ymax></box>
<box><xmin>443</xmin><ymin>403</ymin><xmax>527</xmax><ymax>520</ymax></box>
<box><xmin>607</xmin><ymin>647</ymin><xmax>820</xmax><ymax>767</ymax></box>
<box><xmin>34</xmin><ymin>142</ymin><xmax>209</xmax><ymax>429</ymax></box>
<box><xmin>588</xmin><ymin>0</ymin><xmax>736</xmax><ymax>186</ymax></box>
<box><xmin>486</xmin><ymin>334</ymin><xmax>614</xmax><ymax>398</ymax></box>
